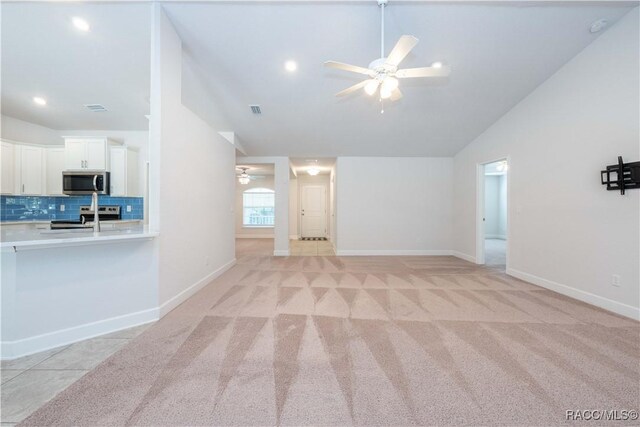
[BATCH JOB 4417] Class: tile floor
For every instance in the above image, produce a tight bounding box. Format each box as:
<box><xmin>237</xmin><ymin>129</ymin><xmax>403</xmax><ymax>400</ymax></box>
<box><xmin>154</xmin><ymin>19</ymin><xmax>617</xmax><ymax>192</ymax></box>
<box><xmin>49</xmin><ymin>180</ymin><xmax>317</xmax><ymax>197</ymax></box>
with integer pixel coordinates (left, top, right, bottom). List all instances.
<box><xmin>290</xmin><ymin>238</ymin><xmax>335</xmax><ymax>256</ymax></box>
<box><xmin>0</xmin><ymin>323</ymin><xmax>152</xmax><ymax>425</ymax></box>
<box><xmin>484</xmin><ymin>238</ymin><xmax>506</xmax><ymax>268</ymax></box>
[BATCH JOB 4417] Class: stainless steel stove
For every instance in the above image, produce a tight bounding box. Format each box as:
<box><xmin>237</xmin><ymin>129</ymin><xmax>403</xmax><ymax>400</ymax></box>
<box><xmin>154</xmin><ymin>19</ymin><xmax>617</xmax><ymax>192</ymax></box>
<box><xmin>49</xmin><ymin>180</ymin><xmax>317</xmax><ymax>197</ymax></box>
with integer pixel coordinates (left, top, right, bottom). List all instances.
<box><xmin>50</xmin><ymin>206</ymin><xmax>121</xmax><ymax>229</ymax></box>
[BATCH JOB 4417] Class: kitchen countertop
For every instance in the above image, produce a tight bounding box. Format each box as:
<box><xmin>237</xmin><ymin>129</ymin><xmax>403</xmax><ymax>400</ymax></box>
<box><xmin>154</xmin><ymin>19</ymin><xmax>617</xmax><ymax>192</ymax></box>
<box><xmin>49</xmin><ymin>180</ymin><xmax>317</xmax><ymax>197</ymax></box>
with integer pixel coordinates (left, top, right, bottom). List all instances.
<box><xmin>0</xmin><ymin>219</ymin><xmax>143</xmax><ymax>225</ymax></box>
<box><xmin>1</xmin><ymin>225</ymin><xmax>158</xmax><ymax>251</ymax></box>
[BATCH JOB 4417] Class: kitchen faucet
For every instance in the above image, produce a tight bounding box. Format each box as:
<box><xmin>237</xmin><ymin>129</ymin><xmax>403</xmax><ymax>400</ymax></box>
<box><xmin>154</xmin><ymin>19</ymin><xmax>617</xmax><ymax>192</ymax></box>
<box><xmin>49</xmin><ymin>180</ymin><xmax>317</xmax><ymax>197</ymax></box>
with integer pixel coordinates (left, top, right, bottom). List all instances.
<box><xmin>91</xmin><ymin>191</ymin><xmax>101</xmax><ymax>232</ymax></box>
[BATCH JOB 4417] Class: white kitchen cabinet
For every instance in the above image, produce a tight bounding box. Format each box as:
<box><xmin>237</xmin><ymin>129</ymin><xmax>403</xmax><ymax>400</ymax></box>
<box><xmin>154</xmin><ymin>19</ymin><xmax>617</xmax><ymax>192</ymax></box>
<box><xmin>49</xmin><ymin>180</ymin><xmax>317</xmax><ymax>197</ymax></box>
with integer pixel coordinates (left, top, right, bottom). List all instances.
<box><xmin>109</xmin><ymin>146</ymin><xmax>139</xmax><ymax>196</ymax></box>
<box><xmin>19</xmin><ymin>145</ymin><xmax>44</xmax><ymax>195</ymax></box>
<box><xmin>1</xmin><ymin>141</ymin><xmax>15</xmax><ymax>194</ymax></box>
<box><xmin>64</xmin><ymin>137</ymin><xmax>118</xmax><ymax>171</ymax></box>
<box><xmin>46</xmin><ymin>147</ymin><xmax>66</xmax><ymax>195</ymax></box>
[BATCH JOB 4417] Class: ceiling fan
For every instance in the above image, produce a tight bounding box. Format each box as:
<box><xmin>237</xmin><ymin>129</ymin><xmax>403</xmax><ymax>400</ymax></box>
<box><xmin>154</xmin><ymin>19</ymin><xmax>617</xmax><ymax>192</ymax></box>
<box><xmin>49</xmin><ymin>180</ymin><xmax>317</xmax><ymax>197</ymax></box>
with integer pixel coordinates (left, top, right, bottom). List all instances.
<box><xmin>236</xmin><ymin>167</ymin><xmax>265</xmax><ymax>185</ymax></box>
<box><xmin>324</xmin><ymin>0</ymin><xmax>450</xmax><ymax>102</ymax></box>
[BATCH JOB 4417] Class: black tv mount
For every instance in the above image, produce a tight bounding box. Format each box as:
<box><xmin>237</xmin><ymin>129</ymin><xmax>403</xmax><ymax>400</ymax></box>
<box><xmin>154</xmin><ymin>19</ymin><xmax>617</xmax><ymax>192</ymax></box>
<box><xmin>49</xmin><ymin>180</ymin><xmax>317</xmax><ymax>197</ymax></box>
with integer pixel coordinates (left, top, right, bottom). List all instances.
<box><xmin>601</xmin><ymin>156</ymin><xmax>640</xmax><ymax>195</ymax></box>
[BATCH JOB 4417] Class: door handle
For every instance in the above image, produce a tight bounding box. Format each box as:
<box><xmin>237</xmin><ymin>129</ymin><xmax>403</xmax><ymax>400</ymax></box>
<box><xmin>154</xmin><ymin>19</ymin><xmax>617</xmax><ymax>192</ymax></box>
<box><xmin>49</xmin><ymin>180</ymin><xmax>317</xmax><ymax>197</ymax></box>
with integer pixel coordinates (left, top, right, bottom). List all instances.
<box><xmin>93</xmin><ymin>175</ymin><xmax>98</xmax><ymax>191</ymax></box>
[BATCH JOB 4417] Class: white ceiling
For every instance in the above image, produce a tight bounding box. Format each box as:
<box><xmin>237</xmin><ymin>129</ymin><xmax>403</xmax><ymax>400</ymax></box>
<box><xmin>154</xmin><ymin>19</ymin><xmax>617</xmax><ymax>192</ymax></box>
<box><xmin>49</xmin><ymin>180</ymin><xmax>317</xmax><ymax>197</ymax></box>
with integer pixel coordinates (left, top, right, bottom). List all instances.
<box><xmin>1</xmin><ymin>1</ymin><xmax>636</xmax><ymax>156</ymax></box>
<box><xmin>236</xmin><ymin>164</ymin><xmax>275</xmax><ymax>176</ymax></box>
<box><xmin>290</xmin><ymin>158</ymin><xmax>336</xmax><ymax>175</ymax></box>
<box><xmin>1</xmin><ymin>2</ymin><xmax>150</xmax><ymax>130</ymax></box>
<box><xmin>165</xmin><ymin>1</ymin><xmax>635</xmax><ymax>156</ymax></box>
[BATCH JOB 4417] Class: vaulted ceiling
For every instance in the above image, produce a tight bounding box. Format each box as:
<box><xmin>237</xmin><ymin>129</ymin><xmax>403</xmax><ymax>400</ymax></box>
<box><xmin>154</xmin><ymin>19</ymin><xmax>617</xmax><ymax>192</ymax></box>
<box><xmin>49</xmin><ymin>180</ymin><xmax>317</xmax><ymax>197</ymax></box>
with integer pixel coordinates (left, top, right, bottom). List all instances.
<box><xmin>2</xmin><ymin>1</ymin><xmax>636</xmax><ymax>156</ymax></box>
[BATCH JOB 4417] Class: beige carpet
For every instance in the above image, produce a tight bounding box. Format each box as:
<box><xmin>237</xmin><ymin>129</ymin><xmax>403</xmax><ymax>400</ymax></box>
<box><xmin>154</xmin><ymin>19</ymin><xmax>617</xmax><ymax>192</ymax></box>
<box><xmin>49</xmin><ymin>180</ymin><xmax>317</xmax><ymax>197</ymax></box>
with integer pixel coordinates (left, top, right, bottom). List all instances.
<box><xmin>20</xmin><ymin>249</ymin><xmax>639</xmax><ymax>426</ymax></box>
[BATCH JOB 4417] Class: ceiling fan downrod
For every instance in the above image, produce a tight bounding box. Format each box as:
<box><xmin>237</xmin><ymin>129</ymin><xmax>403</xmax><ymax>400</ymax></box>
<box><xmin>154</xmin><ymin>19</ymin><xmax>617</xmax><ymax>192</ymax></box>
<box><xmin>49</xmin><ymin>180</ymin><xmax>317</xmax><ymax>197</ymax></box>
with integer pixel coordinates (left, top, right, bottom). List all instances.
<box><xmin>379</xmin><ymin>0</ymin><xmax>388</xmax><ymax>59</ymax></box>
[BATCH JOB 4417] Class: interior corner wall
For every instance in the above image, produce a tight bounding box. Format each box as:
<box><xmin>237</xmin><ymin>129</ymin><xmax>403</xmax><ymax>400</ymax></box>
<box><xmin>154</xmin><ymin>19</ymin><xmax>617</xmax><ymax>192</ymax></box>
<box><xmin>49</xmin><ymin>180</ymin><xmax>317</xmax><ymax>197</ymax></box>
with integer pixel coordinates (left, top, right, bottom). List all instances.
<box><xmin>151</xmin><ymin>4</ymin><xmax>235</xmax><ymax>313</ymax></box>
<box><xmin>335</xmin><ymin>157</ymin><xmax>453</xmax><ymax>255</ymax></box>
<box><xmin>453</xmin><ymin>7</ymin><xmax>639</xmax><ymax>319</ymax></box>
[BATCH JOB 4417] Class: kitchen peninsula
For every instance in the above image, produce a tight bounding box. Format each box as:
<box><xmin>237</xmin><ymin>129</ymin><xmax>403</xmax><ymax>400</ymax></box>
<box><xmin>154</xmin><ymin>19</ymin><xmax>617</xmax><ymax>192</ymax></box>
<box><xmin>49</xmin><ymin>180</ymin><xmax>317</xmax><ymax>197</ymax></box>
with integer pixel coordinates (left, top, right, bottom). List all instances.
<box><xmin>1</xmin><ymin>225</ymin><xmax>159</xmax><ymax>359</ymax></box>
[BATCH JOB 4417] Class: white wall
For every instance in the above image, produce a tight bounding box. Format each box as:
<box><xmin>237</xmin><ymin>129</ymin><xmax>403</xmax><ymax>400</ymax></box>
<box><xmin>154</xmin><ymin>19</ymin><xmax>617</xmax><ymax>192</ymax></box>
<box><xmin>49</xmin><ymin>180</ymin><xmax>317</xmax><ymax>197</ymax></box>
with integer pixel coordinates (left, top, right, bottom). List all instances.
<box><xmin>1</xmin><ymin>115</ymin><xmax>61</xmax><ymax>145</ymax></box>
<box><xmin>336</xmin><ymin>157</ymin><xmax>453</xmax><ymax>255</ymax></box>
<box><xmin>150</xmin><ymin>4</ymin><xmax>235</xmax><ymax>313</ymax></box>
<box><xmin>236</xmin><ymin>177</ymin><xmax>275</xmax><ymax>238</ymax></box>
<box><xmin>453</xmin><ymin>8</ymin><xmax>639</xmax><ymax>319</ymax></box>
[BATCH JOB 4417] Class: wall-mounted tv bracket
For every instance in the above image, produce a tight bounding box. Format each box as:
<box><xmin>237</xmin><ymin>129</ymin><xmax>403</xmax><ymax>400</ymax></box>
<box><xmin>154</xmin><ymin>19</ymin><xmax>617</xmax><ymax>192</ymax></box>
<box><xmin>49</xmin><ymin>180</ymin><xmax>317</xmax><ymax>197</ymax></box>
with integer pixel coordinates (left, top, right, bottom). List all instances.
<box><xmin>601</xmin><ymin>156</ymin><xmax>640</xmax><ymax>195</ymax></box>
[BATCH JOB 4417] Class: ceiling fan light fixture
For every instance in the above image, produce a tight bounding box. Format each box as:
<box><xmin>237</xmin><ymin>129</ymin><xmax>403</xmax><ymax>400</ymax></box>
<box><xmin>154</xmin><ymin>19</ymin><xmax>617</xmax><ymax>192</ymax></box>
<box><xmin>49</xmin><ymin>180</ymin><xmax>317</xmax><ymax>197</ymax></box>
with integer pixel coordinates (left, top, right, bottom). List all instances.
<box><xmin>239</xmin><ymin>176</ymin><xmax>250</xmax><ymax>185</ymax></box>
<box><xmin>381</xmin><ymin>77</ymin><xmax>398</xmax><ymax>93</ymax></box>
<box><xmin>364</xmin><ymin>79</ymin><xmax>379</xmax><ymax>96</ymax></box>
<box><xmin>380</xmin><ymin>87</ymin><xmax>392</xmax><ymax>99</ymax></box>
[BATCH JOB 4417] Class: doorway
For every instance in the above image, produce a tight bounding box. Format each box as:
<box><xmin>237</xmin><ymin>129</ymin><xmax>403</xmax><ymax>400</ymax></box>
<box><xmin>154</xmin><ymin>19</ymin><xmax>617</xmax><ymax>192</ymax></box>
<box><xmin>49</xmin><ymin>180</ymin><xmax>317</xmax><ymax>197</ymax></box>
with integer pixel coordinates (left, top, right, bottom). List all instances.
<box><xmin>301</xmin><ymin>185</ymin><xmax>326</xmax><ymax>238</ymax></box>
<box><xmin>477</xmin><ymin>159</ymin><xmax>509</xmax><ymax>270</ymax></box>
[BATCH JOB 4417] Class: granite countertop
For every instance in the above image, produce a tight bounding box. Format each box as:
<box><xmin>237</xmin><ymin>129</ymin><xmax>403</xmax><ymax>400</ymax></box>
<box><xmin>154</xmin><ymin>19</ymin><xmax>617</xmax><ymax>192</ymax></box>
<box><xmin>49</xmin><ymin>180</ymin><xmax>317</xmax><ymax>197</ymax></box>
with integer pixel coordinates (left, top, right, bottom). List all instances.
<box><xmin>1</xmin><ymin>225</ymin><xmax>158</xmax><ymax>251</ymax></box>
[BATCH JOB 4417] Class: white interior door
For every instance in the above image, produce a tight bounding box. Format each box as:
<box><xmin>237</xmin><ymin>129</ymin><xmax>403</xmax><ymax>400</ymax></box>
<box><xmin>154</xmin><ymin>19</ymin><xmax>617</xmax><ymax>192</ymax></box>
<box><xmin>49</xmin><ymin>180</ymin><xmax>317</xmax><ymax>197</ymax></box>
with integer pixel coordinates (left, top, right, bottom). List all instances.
<box><xmin>301</xmin><ymin>185</ymin><xmax>326</xmax><ymax>238</ymax></box>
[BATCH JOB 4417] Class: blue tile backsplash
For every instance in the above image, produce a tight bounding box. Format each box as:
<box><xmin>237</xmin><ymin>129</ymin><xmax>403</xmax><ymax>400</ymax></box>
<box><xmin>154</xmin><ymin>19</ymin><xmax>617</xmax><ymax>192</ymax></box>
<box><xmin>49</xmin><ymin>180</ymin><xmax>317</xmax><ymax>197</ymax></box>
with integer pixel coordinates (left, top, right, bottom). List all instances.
<box><xmin>0</xmin><ymin>195</ymin><xmax>144</xmax><ymax>222</ymax></box>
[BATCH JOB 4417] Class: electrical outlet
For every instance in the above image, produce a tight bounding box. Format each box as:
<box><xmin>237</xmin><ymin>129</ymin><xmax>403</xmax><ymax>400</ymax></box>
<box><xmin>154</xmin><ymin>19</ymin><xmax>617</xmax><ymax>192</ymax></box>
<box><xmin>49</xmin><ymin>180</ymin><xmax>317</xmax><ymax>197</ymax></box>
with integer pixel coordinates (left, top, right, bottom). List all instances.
<box><xmin>612</xmin><ymin>274</ymin><xmax>621</xmax><ymax>287</ymax></box>
<box><xmin>59</xmin><ymin>205</ymin><xmax>65</xmax><ymax>212</ymax></box>
<box><xmin>126</xmin><ymin>205</ymin><xmax>132</xmax><ymax>212</ymax></box>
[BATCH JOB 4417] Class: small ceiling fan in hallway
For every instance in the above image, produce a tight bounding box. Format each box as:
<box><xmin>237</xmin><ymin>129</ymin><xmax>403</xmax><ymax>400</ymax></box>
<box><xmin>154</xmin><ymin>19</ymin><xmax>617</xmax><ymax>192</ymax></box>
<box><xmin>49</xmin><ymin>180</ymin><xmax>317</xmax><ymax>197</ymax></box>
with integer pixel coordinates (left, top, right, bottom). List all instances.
<box><xmin>324</xmin><ymin>0</ymin><xmax>450</xmax><ymax>102</ymax></box>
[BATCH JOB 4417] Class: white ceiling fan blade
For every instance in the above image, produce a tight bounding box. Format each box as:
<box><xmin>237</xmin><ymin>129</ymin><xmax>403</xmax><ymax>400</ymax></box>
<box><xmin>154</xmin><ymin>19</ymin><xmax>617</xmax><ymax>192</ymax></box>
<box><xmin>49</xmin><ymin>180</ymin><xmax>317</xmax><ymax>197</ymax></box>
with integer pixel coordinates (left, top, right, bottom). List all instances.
<box><xmin>335</xmin><ymin>79</ymin><xmax>370</xmax><ymax>97</ymax></box>
<box><xmin>385</xmin><ymin>35</ymin><xmax>419</xmax><ymax>67</ymax></box>
<box><xmin>390</xmin><ymin>88</ymin><xmax>403</xmax><ymax>101</ymax></box>
<box><xmin>324</xmin><ymin>61</ymin><xmax>373</xmax><ymax>76</ymax></box>
<box><xmin>395</xmin><ymin>65</ymin><xmax>451</xmax><ymax>79</ymax></box>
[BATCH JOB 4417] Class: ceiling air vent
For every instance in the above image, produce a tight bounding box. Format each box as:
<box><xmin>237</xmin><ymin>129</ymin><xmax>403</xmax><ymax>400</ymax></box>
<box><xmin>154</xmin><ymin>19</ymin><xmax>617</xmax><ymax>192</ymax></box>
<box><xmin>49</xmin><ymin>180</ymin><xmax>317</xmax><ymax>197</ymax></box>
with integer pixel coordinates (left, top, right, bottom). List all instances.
<box><xmin>249</xmin><ymin>105</ymin><xmax>262</xmax><ymax>115</ymax></box>
<box><xmin>84</xmin><ymin>104</ymin><xmax>108</xmax><ymax>112</ymax></box>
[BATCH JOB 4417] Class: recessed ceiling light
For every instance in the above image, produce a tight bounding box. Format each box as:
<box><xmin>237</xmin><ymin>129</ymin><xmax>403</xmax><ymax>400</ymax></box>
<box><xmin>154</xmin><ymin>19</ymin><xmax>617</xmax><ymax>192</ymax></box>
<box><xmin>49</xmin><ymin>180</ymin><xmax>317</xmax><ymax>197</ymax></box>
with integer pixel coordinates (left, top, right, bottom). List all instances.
<box><xmin>285</xmin><ymin>60</ymin><xmax>297</xmax><ymax>72</ymax></box>
<box><xmin>33</xmin><ymin>96</ymin><xmax>47</xmax><ymax>106</ymax></box>
<box><xmin>308</xmin><ymin>168</ymin><xmax>320</xmax><ymax>176</ymax></box>
<box><xmin>590</xmin><ymin>19</ymin><xmax>608</xmax><ymax>33</ymax></box>
<box><xmin>431</xmin><ymin>62</ymin><xmax>443</xmax><ymax>69</ymax></box>
<box><xmin>72</xmin><ymin>17</ymin><xmax>90</xmax><ymax>32</ymax></box>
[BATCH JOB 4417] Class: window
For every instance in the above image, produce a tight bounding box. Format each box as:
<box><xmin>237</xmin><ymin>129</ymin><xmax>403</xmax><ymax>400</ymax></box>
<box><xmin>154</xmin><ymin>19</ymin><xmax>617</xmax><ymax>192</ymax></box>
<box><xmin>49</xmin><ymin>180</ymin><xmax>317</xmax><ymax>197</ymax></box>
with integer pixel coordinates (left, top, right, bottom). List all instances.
<box><xmin>243</xmin><ymin>188</ymin><xmax>275</xmax><ymax>227</ymax></box>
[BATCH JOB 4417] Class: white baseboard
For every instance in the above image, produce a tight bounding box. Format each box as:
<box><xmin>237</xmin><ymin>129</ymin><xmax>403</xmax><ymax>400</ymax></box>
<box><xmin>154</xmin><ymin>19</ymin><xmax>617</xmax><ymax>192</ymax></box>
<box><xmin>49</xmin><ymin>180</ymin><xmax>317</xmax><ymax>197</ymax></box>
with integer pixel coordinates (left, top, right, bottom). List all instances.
<box><xmin>335</xmin><ymin>249</ymin><xmax>453</xmax><ymax>256</ymax></box>
<box><xmin>452</xmin><ymin>251</ymin><xmax>476</xmax><ymax>263</ymax></box>
<box><xmin>235</xmin><ymin>234</ymin><xmax>274</xmax><ymax>239</ymax></box>
<box><xmin>159</xmin><ymin>258</ymin><xmax>236</xmax><ymax>317</ymax></box>
<box><xmin>1</xmin><ymin>308</ymin><xmax>159</xmax><ymax>360</ymax></box>
<box><xmin>273</xmin><ymin>249</ymin><xmax>290</xmax><ymax>256</ymax></box>
<box><xmin>485</xmin><ymin>234</ymin><xmax>507</xmax><ymax>240</ymax></box>
<box><xmin>507</xmin><ymin>268</ymin><xmax>640</xmax><ymax>321</ymax></box>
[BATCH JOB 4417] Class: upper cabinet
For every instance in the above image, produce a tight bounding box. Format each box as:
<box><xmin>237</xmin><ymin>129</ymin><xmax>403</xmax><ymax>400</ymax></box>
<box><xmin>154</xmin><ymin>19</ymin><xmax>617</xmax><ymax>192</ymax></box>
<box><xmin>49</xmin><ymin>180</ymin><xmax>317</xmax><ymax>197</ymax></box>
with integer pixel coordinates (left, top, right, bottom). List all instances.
<box><xmin>46</xmin><ymin>148</ymin><xmax>66</xmax><ymax>196</ymax></box>
<box><xmin>1</xmin><ymin>142</ymin><xmax>15</xmax><ymax>194</ymax></box>
<box><xmin>64</xmin><ymin>137</ymin><xmax>119</xmax><ymax>171</ymax></box>
<box><xmin>110</xmin><ymin>147</ymin><xmax>139</xmax><ymax>197</ymax></box>
<box><xmin>19</xmin><ymin>146</ymin><xmax>45</xmax><ymax>195</ymax></box>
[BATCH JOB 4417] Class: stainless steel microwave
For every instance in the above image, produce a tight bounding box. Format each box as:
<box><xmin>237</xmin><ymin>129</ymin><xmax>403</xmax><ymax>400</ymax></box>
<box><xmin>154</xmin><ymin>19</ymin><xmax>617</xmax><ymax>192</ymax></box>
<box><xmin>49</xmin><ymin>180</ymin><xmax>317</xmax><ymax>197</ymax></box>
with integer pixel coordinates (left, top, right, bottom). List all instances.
<box><xmin>62</xmin><ymin>171</ymin><xmax>110</xmax><ymax>195</ymax></box>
